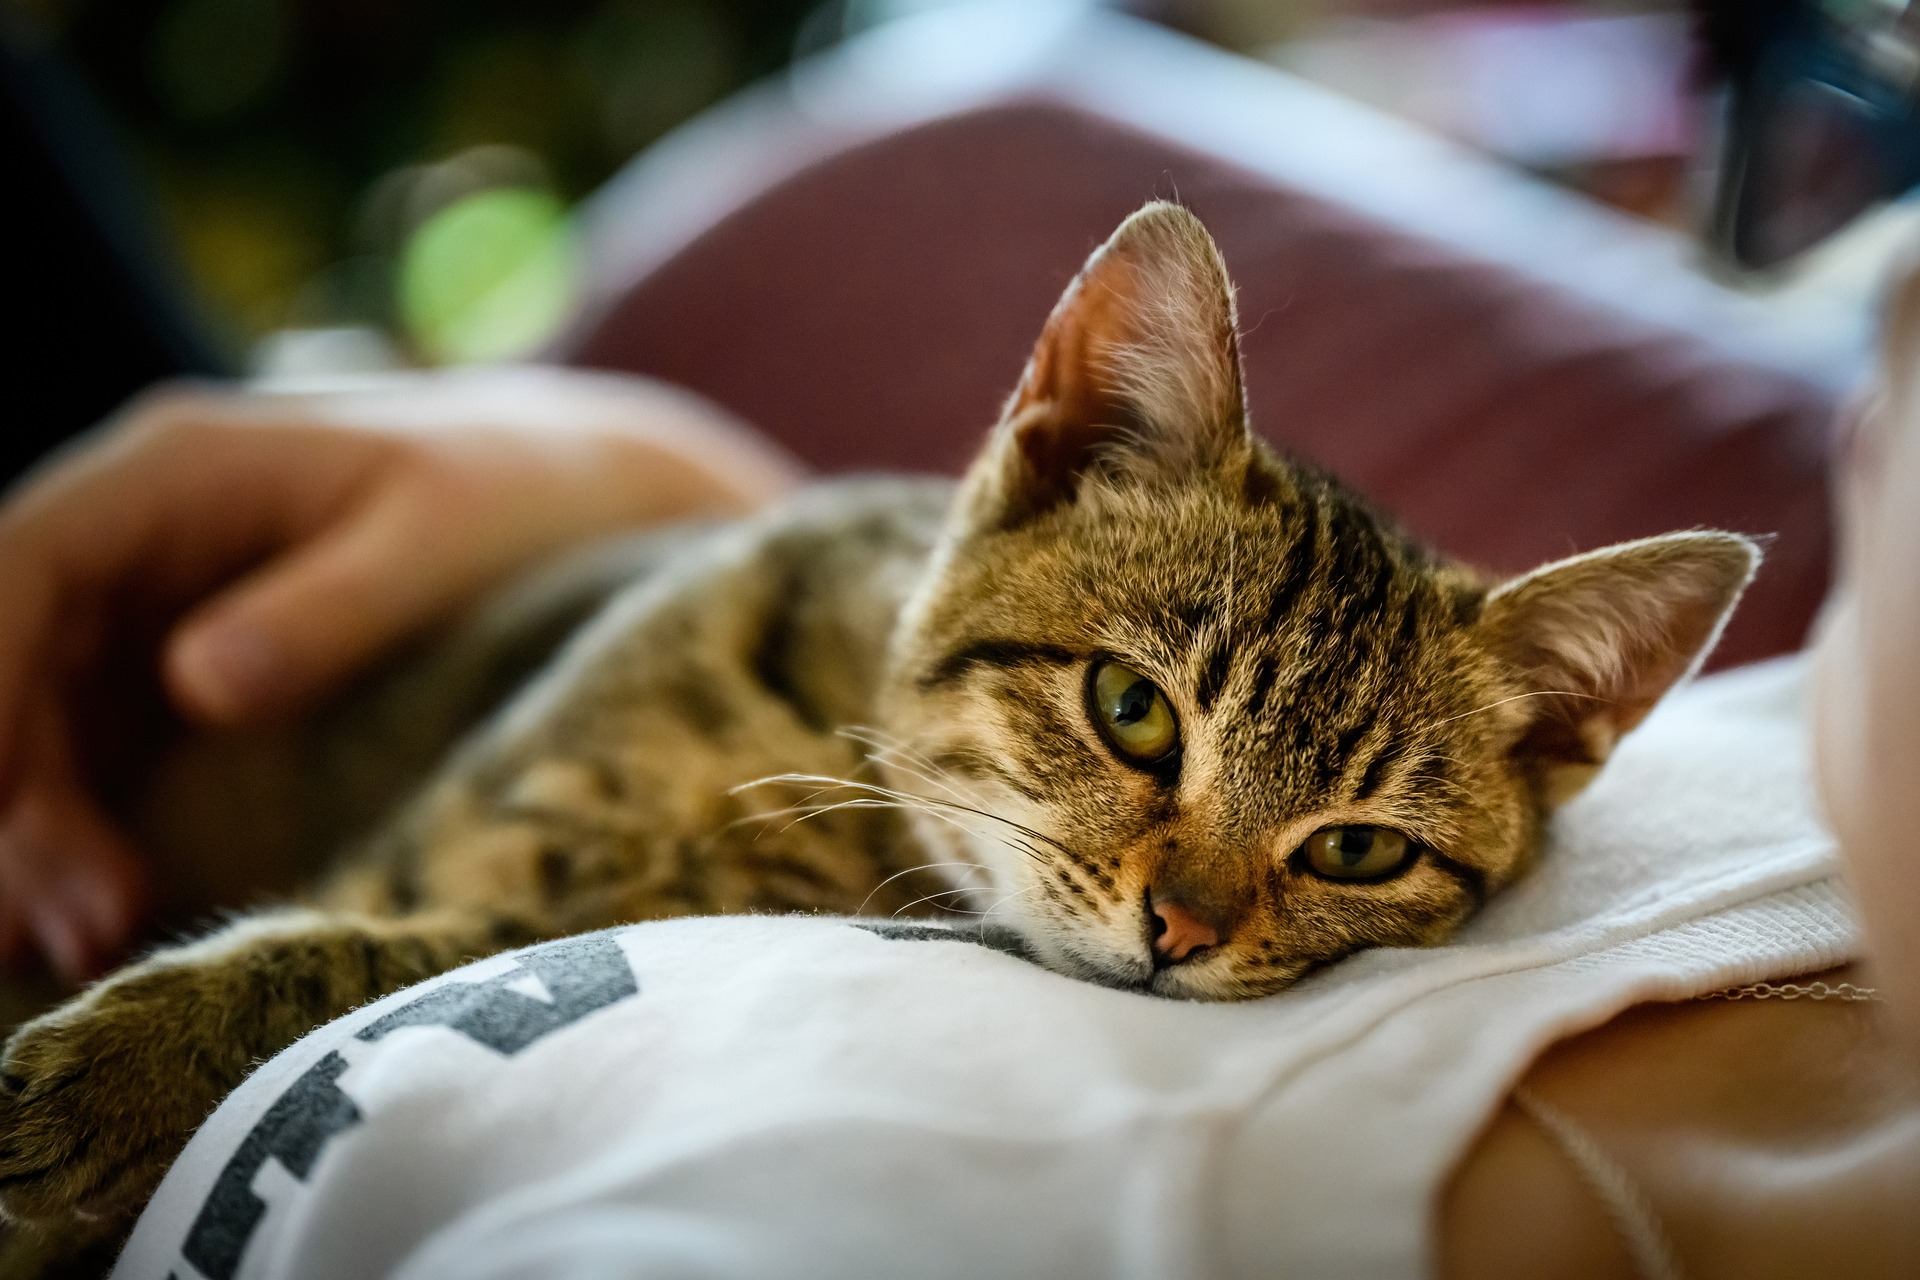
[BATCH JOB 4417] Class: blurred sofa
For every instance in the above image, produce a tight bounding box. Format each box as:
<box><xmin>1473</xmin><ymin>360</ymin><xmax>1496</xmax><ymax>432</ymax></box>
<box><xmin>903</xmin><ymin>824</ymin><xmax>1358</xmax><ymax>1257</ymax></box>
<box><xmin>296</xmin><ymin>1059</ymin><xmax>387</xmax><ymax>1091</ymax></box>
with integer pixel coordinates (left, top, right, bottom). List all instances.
<box><xmin>556</xmin><ymin>3</ymin><xmax>1844</xmax><ymax>670</ymax></box>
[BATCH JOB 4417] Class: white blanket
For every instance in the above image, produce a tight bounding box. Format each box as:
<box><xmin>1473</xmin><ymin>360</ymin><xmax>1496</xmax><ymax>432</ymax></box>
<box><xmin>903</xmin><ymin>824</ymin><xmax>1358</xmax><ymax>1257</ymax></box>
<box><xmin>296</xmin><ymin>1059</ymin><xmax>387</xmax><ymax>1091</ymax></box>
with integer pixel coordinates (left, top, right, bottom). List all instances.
<box><xmin>114</xmin><ymin>656</ymin><xmax>1854</xmax><ymax>1280</ymax></box>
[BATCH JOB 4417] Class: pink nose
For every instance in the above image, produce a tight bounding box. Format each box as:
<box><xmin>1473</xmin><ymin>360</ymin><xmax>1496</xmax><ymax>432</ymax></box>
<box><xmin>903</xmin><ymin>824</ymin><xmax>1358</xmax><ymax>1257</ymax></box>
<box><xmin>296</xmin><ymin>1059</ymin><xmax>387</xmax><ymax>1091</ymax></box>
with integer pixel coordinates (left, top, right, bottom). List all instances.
<box><xmin>1149</xmin><ymin>895</ymin><xmax>1221</xmax><ymax>963</ymax></box>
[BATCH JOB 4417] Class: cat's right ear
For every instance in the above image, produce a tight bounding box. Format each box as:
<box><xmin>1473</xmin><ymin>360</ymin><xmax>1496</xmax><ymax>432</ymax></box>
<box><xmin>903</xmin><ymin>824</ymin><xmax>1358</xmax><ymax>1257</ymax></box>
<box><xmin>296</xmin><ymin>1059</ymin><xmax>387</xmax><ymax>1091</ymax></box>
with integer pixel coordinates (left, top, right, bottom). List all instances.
<box><xmin>961</xmin><ymin>202</ymin><xmax>1248</xmax><ymax>530</ymax></box>
<box><xmin>1477</xmin><ymin>531</ymin><xmax>1760</xmax><ymax>805</ymax></box>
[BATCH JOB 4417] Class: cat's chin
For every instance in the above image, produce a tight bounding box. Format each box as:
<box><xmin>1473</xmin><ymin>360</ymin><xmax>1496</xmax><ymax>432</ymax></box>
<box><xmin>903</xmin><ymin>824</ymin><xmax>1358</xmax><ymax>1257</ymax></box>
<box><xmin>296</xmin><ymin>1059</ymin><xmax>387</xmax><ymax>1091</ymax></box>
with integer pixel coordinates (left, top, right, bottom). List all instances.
<box><xmin>1018</xmin><ymin>929</ymin><xmax>1158</xmax><ymax>995</ymax></box>
<box><xmin>971</xmin><ymin>899</ymin><xmax>1301</xmax><ymax>1000</ymax></box>
<box><xmin>1005</xmin><ymin>919</ymin><xmax>1274</xmax><ymax>1000</ymax></box>
<box><xmin>1145</xmin><ymin>965</ymin><xmax>1287</xmax><ymax>1002</ymax></box>
<box><xmin>1060</xmin><ymin>943</ymin><xmax>1299</xmax><ymax>1002</ymax></box>
<box><xmin>1074</xmin><ymin>961</ymin><xmax>1262</xmax><ymax>1002</ymax></box>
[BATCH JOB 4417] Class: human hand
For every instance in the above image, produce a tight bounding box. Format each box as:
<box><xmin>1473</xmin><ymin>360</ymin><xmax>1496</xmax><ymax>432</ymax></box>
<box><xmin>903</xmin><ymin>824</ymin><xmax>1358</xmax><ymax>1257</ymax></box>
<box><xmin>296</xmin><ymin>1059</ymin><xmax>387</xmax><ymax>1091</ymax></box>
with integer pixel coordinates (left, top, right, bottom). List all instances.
<box><xmin>0</xmin><ymin>365</ymin><xmax>802</xmax><ymax>983</ymax></box>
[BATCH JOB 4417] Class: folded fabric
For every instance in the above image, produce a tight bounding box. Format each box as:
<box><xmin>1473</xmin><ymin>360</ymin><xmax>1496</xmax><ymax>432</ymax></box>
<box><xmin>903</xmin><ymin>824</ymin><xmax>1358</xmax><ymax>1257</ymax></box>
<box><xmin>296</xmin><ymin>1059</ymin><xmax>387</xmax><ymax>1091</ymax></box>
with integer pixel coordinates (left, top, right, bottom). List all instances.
<box><xmin>115</xmin><ymin>656</ymin><xmax>1852</xmax><ymax>1280</ymax></box>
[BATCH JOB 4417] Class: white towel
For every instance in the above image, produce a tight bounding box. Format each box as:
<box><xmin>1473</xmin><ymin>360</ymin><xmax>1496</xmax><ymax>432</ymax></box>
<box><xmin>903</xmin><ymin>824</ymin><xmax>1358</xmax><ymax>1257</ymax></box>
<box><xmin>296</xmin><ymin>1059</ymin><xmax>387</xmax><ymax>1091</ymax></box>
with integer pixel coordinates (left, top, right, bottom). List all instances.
<box><xmin>114</xmin><ymin>655</ymin><xmax>1854</xmax><ymax>1280</ymax></box>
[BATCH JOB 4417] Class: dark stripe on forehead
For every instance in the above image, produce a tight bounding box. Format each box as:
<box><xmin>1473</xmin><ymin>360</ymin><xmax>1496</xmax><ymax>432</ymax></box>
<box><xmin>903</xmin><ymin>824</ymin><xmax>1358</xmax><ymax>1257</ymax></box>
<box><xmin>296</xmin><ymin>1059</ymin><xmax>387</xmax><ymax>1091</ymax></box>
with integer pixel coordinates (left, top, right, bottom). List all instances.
<box><xmin>1243</xmin><ymin>652</ymin><xmax>1286</xmax><ymax>722</ymax></box>
<box><xmin>1259</xmin><ymin>514</ymin><xmax>1319</xmax><ymax>638</ymax></box>
<box><xmin>1316</xmin><ymin>719</ymin><xmax>1372</xmax><ymax>796</ymax></box>
<box><xmin>919</xmin><ymin>640</ymin><xmax>1077</xmax><ymax>690</ymax></box>
<box><xmin>1351</xmin><ymin>740</ymin><xmax>1403</xmax><ymax>801</ymax></box>
<box><xmin>1396</xmin><ymin>592</ymin><xmax>1426</xmax><ymax>647</ymax></box>
<box><xmin>1338</xmin><ymin>549</ymin><xmax>1393</xmax><ymax>630</ymax></box>
<box><xmin>1166</xmin><ymin>596</ymin><xmax>1216</xmax><ymax>637</ymax></box>
<box><xmin>1322</xmin><ymin>511</ymin><xmax>1393</xmax><ymax>622</ymax></box>
<box><xmin>1194</xmin><ymin>631</ymin><xmax>1234</xmax><ymax>712</ymax></box>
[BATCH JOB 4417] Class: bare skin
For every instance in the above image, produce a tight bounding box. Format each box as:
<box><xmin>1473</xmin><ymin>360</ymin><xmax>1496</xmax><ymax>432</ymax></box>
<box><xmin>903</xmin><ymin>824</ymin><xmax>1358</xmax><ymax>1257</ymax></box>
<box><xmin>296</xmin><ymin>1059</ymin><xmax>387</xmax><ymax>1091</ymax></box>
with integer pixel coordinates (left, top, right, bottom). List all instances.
<box><xmin>1810</xmin><ymin>252</ymin><xmax>1920</xmax><ymax>1057</ymax></box>
<box><xmin>1440</xmin><ymin>251</ymin><xmax>1920</xmax><ymax>1275</ymax></box>
<box><xmin>0</xmin><ymin>367</ymin><xmax>802</xmax><ymax>985</ymax></box>
<box><xmin>1439</xmin><ymin>964</ymin><xmax>1920</xmax><ymax>1279</ymax></box>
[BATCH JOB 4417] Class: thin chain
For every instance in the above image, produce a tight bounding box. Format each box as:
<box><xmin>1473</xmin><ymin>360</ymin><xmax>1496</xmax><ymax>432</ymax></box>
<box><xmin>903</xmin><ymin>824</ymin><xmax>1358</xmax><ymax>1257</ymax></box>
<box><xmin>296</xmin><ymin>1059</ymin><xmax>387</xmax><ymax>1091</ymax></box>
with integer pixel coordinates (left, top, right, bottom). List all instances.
<box><xmin>1697</xmin><ymin>980</ymin><xmax>1881</xmax><ymax>1002</ymax></box>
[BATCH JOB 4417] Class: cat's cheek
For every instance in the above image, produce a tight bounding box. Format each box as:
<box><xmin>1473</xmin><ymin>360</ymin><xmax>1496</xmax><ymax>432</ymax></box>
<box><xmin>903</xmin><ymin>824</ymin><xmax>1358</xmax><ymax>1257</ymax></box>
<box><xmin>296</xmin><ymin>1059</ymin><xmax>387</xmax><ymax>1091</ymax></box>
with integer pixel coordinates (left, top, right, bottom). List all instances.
<box><xmin>1023</xmin><ymin>919</ymin><xmax>1155</xmax><ymax>992</ymax></box>
<box><xmin>890</xmin><ymin>792</ymin><xmax>1042</xmax><ymax>920</ymax></box>
<box><xmin>986</xmin><ymin>869</ymin><xmax>1151</xmax><ymax>989</ymax></box>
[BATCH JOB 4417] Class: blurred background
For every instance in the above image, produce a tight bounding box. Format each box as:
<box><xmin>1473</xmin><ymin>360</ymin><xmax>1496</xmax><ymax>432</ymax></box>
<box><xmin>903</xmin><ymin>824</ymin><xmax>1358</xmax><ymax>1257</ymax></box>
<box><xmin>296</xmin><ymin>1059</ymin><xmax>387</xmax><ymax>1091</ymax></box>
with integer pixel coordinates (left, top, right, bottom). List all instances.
<box><xmin>8</xmin><ymin>0</ymin><xmax>1919</xmax><ymax>451</ymax></box>
<box><xmin>7</xmin><ymin>0</ymin><xmax>824</xmax><ymax>369</ymax></box>
<box><xmin>1</xmin><ymin>0</ymin><xmax>1770</xmax><ymax>371</ymax></box>
<box><xmin>0</xmin><ymin>0</ymin><xmax>1881</xmax><ymax>736</ymax></box>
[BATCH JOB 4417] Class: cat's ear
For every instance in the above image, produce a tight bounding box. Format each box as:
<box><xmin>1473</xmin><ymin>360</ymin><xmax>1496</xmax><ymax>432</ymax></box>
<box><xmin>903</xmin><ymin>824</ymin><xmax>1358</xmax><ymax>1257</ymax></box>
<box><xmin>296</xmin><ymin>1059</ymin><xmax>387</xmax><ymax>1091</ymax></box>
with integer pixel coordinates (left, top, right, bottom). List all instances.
<box><xmin>1478</xmin><ymin>531</ymin><xmax>1760</xmax><ymax>805</ymax></box>
<box><xmin>965</xmin><ymin>201</ymin><xmax>1247</xmax><ymax>529</ymax></box>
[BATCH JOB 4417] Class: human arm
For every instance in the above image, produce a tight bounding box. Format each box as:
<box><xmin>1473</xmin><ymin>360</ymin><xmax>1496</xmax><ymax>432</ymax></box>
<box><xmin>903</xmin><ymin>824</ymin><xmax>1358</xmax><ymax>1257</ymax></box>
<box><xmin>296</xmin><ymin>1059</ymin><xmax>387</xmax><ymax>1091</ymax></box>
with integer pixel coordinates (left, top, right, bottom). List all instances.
<box><xmin>1809</xmin><ymin>255</ymin><xmax>1920</xmax><ymax>1060</ymax></box>
<box><xmin>1439</xmin><ymin>251</ymin><xmax>1920</xmax><ymax>1277</ymax></box>
<box><xmin>0</xmin><ymin>365</ymin><xmax>803</xmax><ymax>982</ymax></box>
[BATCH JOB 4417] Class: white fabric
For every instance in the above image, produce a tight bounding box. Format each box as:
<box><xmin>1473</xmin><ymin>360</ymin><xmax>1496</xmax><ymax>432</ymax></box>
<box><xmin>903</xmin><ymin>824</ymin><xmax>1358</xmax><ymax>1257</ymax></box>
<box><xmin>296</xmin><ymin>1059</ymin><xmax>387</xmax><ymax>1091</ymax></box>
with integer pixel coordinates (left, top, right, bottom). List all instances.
<box><xmin>114</xmin><ymin>656</ymin><xmax>1855</xmax><ymax>1280</ymax></box>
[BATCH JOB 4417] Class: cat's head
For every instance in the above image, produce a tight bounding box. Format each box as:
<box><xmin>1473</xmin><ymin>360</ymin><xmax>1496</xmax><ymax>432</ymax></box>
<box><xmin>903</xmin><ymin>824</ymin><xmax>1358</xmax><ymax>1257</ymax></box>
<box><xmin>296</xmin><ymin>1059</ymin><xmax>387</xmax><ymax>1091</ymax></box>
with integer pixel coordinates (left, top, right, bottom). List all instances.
<box><xmin>878</xmin><ymin>202</ymin><xmax>1757</xmax><ymax>1000</ymax></box>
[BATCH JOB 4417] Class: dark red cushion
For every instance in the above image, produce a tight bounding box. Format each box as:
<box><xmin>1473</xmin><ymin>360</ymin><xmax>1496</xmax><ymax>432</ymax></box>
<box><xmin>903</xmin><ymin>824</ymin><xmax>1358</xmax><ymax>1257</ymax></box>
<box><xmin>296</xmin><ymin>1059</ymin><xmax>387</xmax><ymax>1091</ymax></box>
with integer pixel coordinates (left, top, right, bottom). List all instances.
<box><xmin>563</xmin><ymin>99</ymin><xmax>1834</xmax><ymax>669</ymax></box>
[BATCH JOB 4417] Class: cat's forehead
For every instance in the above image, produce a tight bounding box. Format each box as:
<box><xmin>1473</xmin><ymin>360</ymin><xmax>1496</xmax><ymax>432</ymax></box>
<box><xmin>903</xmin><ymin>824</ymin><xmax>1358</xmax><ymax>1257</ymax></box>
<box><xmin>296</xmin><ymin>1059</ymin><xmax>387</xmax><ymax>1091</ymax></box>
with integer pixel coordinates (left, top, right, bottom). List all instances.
<box><xmin>980</xmin><ymin>463</ymin><xmax>1470</xmax><ymax>642</ymax></box>
<box><xmin>949</xmin><ymin>463</ymin><xmax>1493</xmax><ymax>785</ymax></box>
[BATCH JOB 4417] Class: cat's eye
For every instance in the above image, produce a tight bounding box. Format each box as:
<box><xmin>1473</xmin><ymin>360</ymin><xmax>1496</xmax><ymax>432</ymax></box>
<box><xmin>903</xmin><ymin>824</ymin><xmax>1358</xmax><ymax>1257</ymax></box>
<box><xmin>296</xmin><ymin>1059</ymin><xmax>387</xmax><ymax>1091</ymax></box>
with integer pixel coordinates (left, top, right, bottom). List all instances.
<box><xmin>1301</xmin><ymin>826</ymin><xmax>1416</xmax><ymax>881</ymax></box>
<box><xmin>1088</xmin><ymin>660</ymin><xmax>1180</xmax><ymax>765</ymax></box>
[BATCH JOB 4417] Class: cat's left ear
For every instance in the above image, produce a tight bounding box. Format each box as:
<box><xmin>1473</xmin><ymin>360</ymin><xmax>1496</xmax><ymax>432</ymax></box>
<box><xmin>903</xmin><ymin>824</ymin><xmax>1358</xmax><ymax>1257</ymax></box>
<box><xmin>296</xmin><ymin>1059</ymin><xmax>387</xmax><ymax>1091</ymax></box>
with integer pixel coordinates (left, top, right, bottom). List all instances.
<box><xmin>964</xmin><ymin>201</ymin><xmax>1247</xmax><ymax>529</ymax></box>
<box><xmin>1477</xmin><ymin>531</ymin><xmax>1760</xmax><ymax>804</ymax></box>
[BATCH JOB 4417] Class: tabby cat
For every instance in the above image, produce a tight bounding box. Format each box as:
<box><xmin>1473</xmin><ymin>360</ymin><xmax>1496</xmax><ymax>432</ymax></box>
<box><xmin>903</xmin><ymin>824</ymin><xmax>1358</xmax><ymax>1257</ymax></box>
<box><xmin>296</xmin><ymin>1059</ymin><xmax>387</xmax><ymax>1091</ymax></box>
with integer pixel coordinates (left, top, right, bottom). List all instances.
<box><xmin>0</xmin><ymin>204</ymin><xmax>1755</xmax><ymax>1247</ymax></box>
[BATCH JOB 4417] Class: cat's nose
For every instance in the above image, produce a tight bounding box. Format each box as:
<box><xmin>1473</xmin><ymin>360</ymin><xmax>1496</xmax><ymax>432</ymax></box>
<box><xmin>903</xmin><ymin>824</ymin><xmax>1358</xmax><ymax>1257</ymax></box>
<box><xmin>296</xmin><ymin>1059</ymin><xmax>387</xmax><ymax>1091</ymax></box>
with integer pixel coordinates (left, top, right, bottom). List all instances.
<box><xmin>1147</xmin><ymin>892</ymin><xmax>1222</xmax><ymax>964</ymax></box>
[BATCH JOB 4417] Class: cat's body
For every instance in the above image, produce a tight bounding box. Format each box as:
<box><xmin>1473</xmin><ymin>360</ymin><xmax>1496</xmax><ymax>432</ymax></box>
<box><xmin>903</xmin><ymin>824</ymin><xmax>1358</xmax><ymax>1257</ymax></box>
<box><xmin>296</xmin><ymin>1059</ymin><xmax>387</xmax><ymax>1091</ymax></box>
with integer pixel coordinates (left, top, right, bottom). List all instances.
<box><xmin>327</xmin><ymin>477</ymin><xmax>955</xmax><ymax>935</ymax></box>
<box><xmin>0</xmin><ymin>205</ymin><xmax>1758</xmax><ymax>1257</ymax></box>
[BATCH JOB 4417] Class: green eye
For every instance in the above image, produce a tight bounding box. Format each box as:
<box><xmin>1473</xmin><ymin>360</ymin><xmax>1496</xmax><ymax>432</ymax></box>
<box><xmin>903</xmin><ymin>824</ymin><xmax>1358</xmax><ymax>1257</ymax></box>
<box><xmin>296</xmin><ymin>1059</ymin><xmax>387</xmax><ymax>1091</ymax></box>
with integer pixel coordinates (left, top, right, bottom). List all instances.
<box><xmin>1302</xmin><ymin>826</ymin><xmax>1415</xmax><ymax>881</ymax></box>
<box><xmin>1088</xmin><ymin>660</ymin><xmax>1180</xmax><ymax>764</ymax></box>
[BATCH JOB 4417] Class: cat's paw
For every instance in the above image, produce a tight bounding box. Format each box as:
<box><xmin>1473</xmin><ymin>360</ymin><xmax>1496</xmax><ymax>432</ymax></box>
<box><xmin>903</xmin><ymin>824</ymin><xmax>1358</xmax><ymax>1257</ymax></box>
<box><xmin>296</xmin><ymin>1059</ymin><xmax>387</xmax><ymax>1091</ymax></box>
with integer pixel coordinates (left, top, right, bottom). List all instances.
<box><xmin>0</xmin><ymin>1212</ymin><xmax>123</xmax><ymax>1280</ymax></box>
<box><xmin>0</xmin><ymin>965</ymin><xmax>234</xmax><ymax>1226</ymax></box>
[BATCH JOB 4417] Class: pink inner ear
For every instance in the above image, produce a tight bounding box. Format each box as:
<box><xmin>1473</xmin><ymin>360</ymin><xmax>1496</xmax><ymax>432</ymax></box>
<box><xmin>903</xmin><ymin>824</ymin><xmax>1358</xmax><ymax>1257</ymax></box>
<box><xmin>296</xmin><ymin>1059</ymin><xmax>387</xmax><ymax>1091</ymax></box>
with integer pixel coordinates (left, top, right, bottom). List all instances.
<box><xmin>1008</xmin><ymin>248</ymin><xmax>1149</xmax><ymax>441</ymax></box>
<box><xmin>968</xmin><ymin>202</ymin><xmax>1248</xmax><ymax>529</ymax></box>
<box><xmin>989</xmin><ymin>239</ymin><xmax>1166</xmax><ymax>523</ymax></box>
<box><xmin>1483</xmin><ymin>534</ymin><xmax>1758</xmax><ymax>768</ymax></box>
<box><xmin>1510</xmin><ymin>640</ymin><xmax>1684</xmax><ymax>768</ymax></box>
<box><xmin>1011</xmin><ymin>413</ymin><xmax>1123</xmax><ymax>508</ymax></box>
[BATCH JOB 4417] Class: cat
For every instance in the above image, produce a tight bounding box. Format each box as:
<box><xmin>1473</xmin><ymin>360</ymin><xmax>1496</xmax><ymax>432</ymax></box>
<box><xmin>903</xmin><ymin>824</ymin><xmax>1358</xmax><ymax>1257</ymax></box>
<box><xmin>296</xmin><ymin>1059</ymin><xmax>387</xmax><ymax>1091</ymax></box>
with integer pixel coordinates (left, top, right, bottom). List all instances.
<box><xmin>0</xmin><ymin>202</ymin><xmax>1755</xmax><ymax>1247</ymax></box>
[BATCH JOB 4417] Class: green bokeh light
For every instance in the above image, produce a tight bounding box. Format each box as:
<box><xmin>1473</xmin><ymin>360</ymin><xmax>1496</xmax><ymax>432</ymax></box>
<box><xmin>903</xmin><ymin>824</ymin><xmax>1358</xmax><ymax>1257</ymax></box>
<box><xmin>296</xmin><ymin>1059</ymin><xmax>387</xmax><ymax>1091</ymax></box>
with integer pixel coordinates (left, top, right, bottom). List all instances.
<box><xmin>399</xmin><ymin>187</ymin><xmax>578</xmax><ymax>364</ymax></box>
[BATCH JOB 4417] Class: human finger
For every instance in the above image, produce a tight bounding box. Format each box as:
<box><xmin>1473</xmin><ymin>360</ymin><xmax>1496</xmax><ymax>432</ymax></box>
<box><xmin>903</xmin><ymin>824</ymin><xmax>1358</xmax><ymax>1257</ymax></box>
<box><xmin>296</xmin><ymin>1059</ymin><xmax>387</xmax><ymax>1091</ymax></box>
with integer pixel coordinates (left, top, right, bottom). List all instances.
<box><xmin>0</xmin><ymin>393</ymin><xmax>378</xmax><ymax>785</ymax></box>
<box><xmin>162</xmin><ymin>486</ymin><xmax>480</xmax><ymax>726</ymax></box>
<box><xmin>0</xmin><ymin>696</ymin><xmax>149</xmax><ymax>981</ymax></box>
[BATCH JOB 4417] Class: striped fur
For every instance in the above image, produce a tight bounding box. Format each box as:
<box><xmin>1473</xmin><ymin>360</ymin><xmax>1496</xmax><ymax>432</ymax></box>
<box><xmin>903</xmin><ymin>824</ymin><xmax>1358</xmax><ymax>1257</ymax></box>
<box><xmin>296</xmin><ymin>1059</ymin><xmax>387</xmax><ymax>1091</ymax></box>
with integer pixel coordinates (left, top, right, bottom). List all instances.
<box><xmin>0</xmin><ymin>204</ymin><xmax>1757</xmax><ymax>1244</ymax></box>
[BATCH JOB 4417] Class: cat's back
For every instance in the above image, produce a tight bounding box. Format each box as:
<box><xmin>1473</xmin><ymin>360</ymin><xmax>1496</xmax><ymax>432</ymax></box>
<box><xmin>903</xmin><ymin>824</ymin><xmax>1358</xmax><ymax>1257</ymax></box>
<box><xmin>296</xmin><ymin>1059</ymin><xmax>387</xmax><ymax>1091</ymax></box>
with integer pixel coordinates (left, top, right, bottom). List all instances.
<box><xmin>336</xmin><ymin>473</ymin><xmax>959</xmax><ymax>819</ymax></box>
<box><xmin>512</xmin><ymin>475</ymin><xmax>955</xmax><ymax>739</ymax></box>
<box><xmin>348</xmin><ymin>473</ymin><xmax>961</xmax><ymax>922</ymax></box>
<box><xmin>135</xmin><ymin>476</ymin><xmax>956</xmax><ymax>921</ymax></box>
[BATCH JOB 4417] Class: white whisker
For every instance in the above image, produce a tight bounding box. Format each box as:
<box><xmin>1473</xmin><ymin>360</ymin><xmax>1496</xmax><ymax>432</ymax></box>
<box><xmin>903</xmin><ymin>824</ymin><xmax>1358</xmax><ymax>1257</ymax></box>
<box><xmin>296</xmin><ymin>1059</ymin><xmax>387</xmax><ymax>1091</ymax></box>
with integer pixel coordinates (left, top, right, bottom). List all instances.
<box><xmin>733</xmin><ymin>773</ymin><xmax>1071</xmax><ymax>860</ymax></box>
<box><xmin>837</xmin><ymin>726</ymin><xmax>973</xmax><ymax>805</ymax></box>
<box><xmin>891</xmin><ymin>886</ymin><xmax>986</xmax><ymax>918</ymax></box>
<box><xmin>1428</xmin><ymin>689</ymin><xmax>1602</xmax><ymax>729</ymax></box>
<box><xmin>974</xmin><ymin>883</ymin><xmax>1042</xmax><ymax>918</ymax></box>
<box><xmin>734</xmin><ymin>796</ymin><xmax>1016</xmax><ymax>865</ymax></box>
<box><xmin>855</xmin><ymin>860</ymin><xmax>993</xmax><ymax>915</ymax></box>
